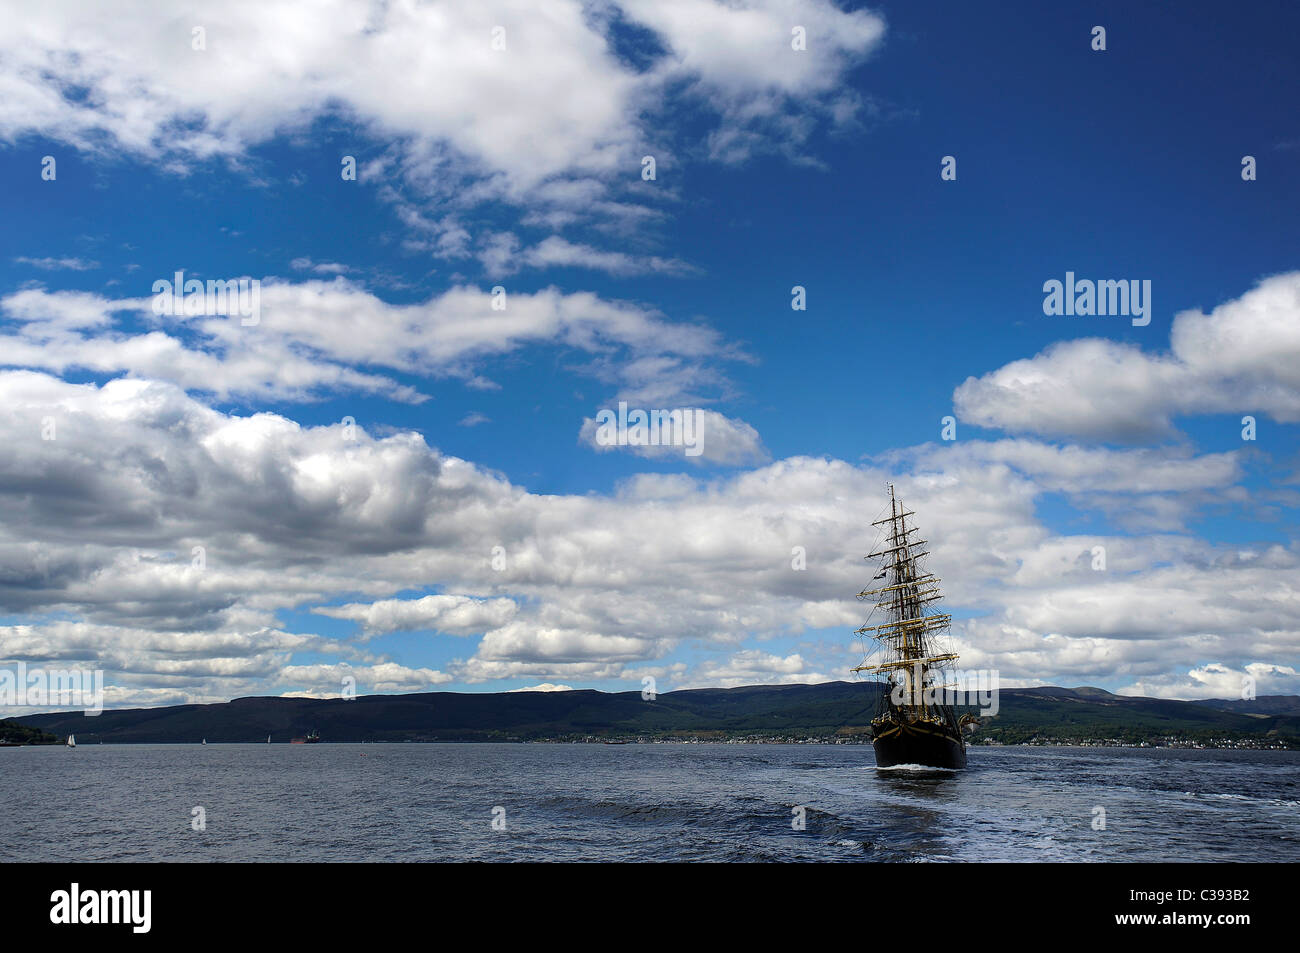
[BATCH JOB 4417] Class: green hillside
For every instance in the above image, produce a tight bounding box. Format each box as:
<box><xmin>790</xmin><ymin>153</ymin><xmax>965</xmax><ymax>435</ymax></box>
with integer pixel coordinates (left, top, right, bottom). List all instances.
<box><xmin>15</xmin><ymin>682</ymin><xmax>1300</xmax><ymax>747</ymax></box>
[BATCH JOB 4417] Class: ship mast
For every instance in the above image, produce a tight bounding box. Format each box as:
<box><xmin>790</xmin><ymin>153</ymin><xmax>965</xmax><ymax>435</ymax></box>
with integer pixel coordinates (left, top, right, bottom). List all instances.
<box><xmin>852</xmin><ymin>484</ymin><xmax>957</xmax><ymax>718</ymax></box>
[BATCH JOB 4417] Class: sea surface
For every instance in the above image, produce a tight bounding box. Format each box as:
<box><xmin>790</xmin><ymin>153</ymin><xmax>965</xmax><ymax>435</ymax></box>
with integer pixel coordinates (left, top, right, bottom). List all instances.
<box><xmin>2</xmin><ymin>744</ymin><xmax>1297</xmax><ymax>862</ymax></box>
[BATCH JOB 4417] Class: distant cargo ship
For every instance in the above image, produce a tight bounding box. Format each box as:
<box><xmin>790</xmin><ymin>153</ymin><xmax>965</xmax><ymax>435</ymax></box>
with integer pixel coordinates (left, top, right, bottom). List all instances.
<box><xmin>290</xmin><ymin>730</ymin><xmax>321</xmax><ymax>744</ymax></box>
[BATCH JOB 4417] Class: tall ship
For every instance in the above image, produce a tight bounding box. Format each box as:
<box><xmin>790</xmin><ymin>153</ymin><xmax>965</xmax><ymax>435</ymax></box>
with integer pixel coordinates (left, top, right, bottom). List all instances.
<box><xmin>853</xmin><ymin>485</ymin><xmax>967</xmax><ymax>769</ymax></box>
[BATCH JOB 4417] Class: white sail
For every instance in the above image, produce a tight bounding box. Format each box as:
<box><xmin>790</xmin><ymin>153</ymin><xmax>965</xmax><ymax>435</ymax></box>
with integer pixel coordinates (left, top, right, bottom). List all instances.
<box><xmin>66</xmin><ymin>734</ymin><xmax>75</xmax><ymax>747</ymax></box>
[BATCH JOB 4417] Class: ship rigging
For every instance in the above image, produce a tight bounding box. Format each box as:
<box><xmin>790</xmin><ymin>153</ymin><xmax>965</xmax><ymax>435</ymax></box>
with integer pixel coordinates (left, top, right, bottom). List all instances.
<box><xmin>854</xmin><ymin>484</ymin><xmax>967</xmax><ymax>769</ymax></box>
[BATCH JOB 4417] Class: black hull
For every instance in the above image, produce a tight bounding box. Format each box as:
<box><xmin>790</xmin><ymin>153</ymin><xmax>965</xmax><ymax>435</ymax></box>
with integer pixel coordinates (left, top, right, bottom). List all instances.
<box><xmin>872</xmin><ymin>720</ymin><xmax>967</xmax><ymax>769</ymax></box>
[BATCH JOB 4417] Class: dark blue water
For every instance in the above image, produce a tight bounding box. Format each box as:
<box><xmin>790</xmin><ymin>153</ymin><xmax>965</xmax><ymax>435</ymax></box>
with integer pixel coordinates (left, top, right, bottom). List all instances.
<box><xmin>2</xmin><ymin>744</ymin><xmax>1296</xmax><ymax>861</ymax></box>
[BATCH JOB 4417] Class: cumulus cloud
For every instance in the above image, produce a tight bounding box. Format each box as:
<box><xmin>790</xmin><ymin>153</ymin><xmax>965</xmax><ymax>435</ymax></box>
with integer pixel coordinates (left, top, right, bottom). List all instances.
<box><xmin>313</xmin><ymin>594</ymin><xmax>518</xmax><ymax>638</ymax></box>
<box><xmin>618</xmin><ymin>0</ymin><xmax>886</xmax><ymax>163</ymax></box>
<box><xmin>1120</xmin><ymin>663</ymin><xmax>1300</xmax><ymax>700</ymax></box>
<box><xmin>0</xmin><ymin>0</ymin><xmax>885</xmax><ymax>252</ymax></box>
<box><xmin>278</xmin><ymin>662</ymin><xmax>454</xmax><ymax>694</ymax></box>
<box><xmin>578</xmin><ymin>407</ymin><xmax>769</xmax><ymax>466</ymax></box>
<box><xmin>0</xmin><ymin>370</ymin><xmax>1295</xmax><ymax>705</ymax></box>
<box><xmin>671</xmin><ymin>650</ymin><xmax>832</xmax><ymax>690</ymax></box>
<box><xmin>0</xmin><ymin>280</ymin><xmax>742</xmax><ymax>405</ymax></box>
<box><xmin>2</xmin><ymin>1</ymin><xmax>633</xmax><ymax>189</ymax></box>
<box><xmin>954</xmin><ymin>272</ymin><xmax>1300</xmax><ymax>441</ymax></box>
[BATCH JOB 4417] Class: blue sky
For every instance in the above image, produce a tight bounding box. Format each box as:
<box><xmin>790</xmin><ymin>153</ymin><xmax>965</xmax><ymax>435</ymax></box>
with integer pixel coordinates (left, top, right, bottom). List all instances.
<box><xmin>1</xmin><ymin>0</ymin><xmax>1298</xmax><ymax>708</ymax></box>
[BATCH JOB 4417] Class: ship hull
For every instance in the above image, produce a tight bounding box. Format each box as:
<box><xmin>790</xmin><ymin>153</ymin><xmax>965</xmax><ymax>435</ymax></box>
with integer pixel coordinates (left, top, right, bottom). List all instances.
<box><xmin>872</xmin><ymin>719</ymin><xmax>966</xmax><ymax>769</ymax></box>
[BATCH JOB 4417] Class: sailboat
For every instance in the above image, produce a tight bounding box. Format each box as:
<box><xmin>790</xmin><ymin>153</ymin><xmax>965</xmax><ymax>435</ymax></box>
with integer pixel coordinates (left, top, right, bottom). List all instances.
<box><xmin>66</xmin><ymin>734</ymin><xmax>76</xmax><ymax>748</ymax></box>
<box><xmin>267</xmin><ymin>734</ymin><xmax>271</xmax><ymax>744</ymax></box>
<box><xmin>202</xmin><ymin>739</ymin><xmax>207</xmax><ymax>745</ymax></box>
<box><xmin>853</xmin><ymin>485</ymin><xmax>967</xmax><ymax>769</ymax></box>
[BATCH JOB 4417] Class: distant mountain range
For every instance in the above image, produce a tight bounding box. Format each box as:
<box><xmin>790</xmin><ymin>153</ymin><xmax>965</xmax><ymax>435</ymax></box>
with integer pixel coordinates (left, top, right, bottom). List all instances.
<box><xmin>14</xmin><ymin>682</ymin><xmax>1300</xmax><ymax>747</ymax></box>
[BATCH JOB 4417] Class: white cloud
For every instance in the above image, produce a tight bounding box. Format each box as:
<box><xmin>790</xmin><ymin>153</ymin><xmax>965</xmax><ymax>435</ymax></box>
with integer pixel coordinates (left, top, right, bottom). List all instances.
<box><xmin>618</xmin><ymin>0</ymin><xmax>885</xmax><ymax>163</ymax></box>
<box><xmin>487</xmin><ymin>236</ymin><xmax>698</xmax><ymax>277</ymax></box>
<box><xmin>0</xmin><ymin>370</ymin><xmax>1295</xmax><ymax>704</ymax></box>
<box><xmin>290</xmin><ymin>257</ymin><xmax>354</xmax><ymax>275</ymax></box>
<box><xmin>278</xmin><ymin>662</ymin><xmax>454</xmax><ymax>693</ymax></box>
<box><xmin>955</xmin><ymin>272</ymin><xmax>1300</xmax><ymax>440</ymax></box>
<box><xmin>0</xmin><ymin>279</ymin><xmax>742</xmax><ymax>405</ymax></box>
<box><xmin>0</xmin><ymin>0</ymin><xmax>884</xmax><ymax>236</ymax></box>
<box><xmin>314</xmin><ymin>594</ymin><xmax>518</xmax><ymax>638</ymax></box>
<box><xmin>578</xmin><ymin>408</ymin><xmax>769</xmax><ymax>466</ymax></box>
<box><xmin>1120</xmin><ymin>663</ymin><xmax>1300</xmax><ymax>700</ymax></box>
<box><xmin>671</xmin><ymin>650</ymin><xmax>831</xmax><ymax>690</ymax></box>
<box><xmin>2</xmin><ymin>1</ymin><xmax>632</xmax><ymax>189</ymax></box>
<box><xmin>13</xmin><ymin>256</ymin><xmax>99</xmax><ymax>271</ymax></box>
